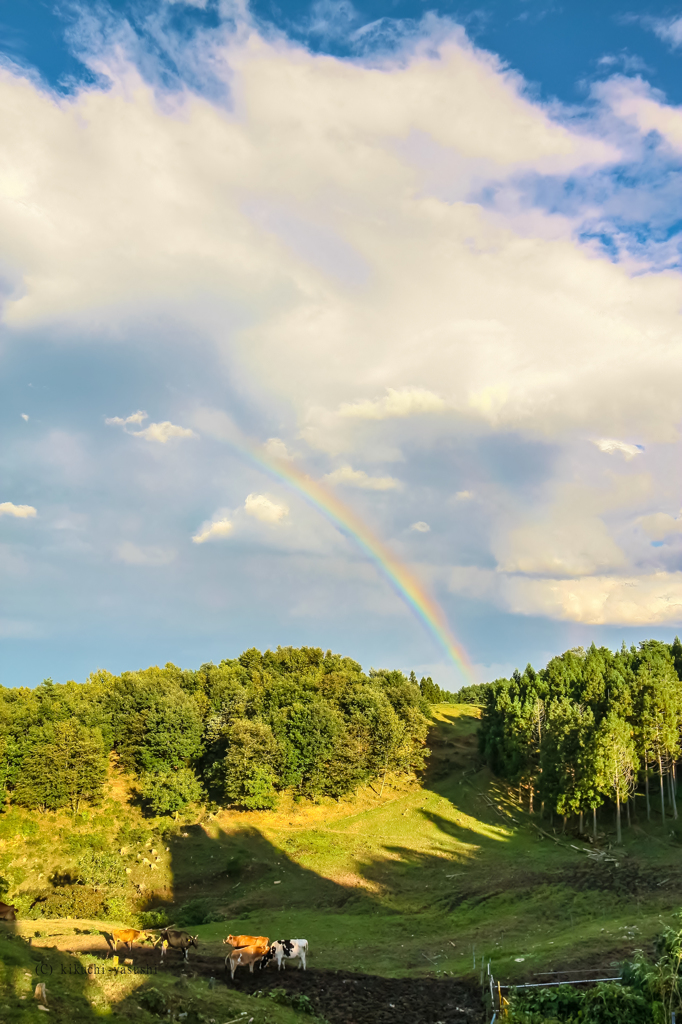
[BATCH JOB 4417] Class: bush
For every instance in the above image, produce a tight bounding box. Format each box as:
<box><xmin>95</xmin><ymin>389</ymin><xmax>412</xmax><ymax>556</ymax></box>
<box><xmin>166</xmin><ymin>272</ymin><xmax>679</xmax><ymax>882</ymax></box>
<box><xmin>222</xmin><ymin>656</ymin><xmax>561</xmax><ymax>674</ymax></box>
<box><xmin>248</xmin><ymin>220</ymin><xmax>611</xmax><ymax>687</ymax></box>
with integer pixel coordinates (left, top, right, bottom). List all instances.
<box><xmin>138</xmin><ymin>987</ymin><xmax>167</xmax><ymax>1014</ymax></box>
<box><xmin>17</xmin><ymin>884</ymin><xmax>122</xmax><ymax>920</ymax></box>
<box><xmin>137</xmin><ymin>908</ymin><xmax>171</xmax><ymax>929</ymax></box>
<box><xmin>140</xmin><ymin>768</ymin><xmax>204</xmax><ymax>815</ymax></box>
<box><xmin>77</xmin><ymin>849</ymin><xmax>128</xmax><ymax>889</ymax></box>
<box><xmin>175</xmin><ymin>898</ymin><xmax>223</xmax><ymax>927</ymax></box>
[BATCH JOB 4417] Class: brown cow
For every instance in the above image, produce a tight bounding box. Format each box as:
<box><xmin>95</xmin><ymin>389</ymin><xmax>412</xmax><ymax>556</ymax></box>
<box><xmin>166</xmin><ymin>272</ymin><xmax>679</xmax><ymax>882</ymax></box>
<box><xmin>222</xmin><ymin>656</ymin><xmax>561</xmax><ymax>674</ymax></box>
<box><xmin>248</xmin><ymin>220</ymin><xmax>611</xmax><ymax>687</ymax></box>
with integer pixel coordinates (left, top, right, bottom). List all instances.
<box><xmin>226</xmin><ymin>943</ymin><xmax>269</xmax><ymax>980</ymax></box>
<box><xmin>108</xmin><ymin>928</ymin><xmax>154</xmax><ymax>954</ymax></box>
<box><xmin>0</xmin><ymin>902</ymin><xmax>17</xmax><ymax>922</ymax></box>
<box><xmin>223</xmin><ymin>933</ymin><xmax>268</xmax><ymax>949</ymax></box>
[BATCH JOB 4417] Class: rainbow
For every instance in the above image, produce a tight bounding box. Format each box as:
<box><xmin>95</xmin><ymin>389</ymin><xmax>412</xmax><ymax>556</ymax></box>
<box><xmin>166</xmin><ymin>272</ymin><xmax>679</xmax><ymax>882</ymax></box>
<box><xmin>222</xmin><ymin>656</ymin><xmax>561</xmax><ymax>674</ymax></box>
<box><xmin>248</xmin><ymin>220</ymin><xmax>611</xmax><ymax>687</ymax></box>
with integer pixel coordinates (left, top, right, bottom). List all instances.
<box><xmin>241</xmin><ymin>439</ymin><xmax>475</xmax><ymax>685</ymax></box>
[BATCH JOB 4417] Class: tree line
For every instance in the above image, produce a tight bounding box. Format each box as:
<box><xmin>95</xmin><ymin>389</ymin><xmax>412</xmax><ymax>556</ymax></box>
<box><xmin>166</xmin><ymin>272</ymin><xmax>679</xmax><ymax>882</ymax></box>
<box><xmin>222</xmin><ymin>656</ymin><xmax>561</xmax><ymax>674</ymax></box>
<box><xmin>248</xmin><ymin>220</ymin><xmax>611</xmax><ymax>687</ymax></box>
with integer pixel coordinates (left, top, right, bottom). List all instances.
<box><xmin>467</xmin><ymin>639</ymin><xmax>682</xmax><ymax>843</ymax></box>
<box><xmin>0</xmin><ymin>647</ymin><xmax>445</xmax><ymax>816</ymax></box>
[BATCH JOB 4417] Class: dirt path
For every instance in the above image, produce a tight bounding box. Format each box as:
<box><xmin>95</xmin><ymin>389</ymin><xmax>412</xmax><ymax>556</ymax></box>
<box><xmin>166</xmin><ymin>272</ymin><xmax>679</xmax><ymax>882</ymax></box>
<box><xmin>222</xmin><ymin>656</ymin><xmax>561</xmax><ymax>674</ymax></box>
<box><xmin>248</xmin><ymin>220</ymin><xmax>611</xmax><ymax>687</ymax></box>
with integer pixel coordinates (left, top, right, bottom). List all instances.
<box><xmin>74</xmin><ymin>942</ymin><xmax>485</xmax><ymax>1024</ymax></box>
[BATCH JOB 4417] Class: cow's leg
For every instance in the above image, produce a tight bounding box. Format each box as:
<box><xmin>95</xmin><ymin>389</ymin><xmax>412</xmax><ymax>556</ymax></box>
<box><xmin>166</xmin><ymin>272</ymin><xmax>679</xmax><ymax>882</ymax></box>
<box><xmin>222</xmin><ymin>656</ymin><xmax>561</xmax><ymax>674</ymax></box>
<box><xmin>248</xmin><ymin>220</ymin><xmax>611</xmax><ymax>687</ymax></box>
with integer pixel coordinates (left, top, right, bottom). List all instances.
<box><xmin>230</xmin><ymin>960</ymin><xmax>236</xmax><ymax>981</ymax></box>
<box><xmin>183</xmin><ymin>948</ymin><xmax>189</xmax><ymax>962</ymax></box>
<box><xmin>300</xmin><ymin>952</ymin><xmax>306</xmax><ymax>970</ymax></box>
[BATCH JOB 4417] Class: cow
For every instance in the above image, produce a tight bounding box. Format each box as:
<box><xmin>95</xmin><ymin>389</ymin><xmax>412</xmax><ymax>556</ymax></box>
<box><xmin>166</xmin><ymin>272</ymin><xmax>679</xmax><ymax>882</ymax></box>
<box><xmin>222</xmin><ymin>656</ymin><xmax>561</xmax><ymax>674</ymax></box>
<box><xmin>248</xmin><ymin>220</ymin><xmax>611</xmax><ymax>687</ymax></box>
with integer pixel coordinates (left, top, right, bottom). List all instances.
<box><xmin>0</xmin><ymin>902</ymin><xmax>16</xmax><ymax>922</ymax></box>
<box><xmin>223</xmin><ymin>934</ymin><xmax>269</xmax><ymax>949</ymax></box>
<box><xmin>107</xmin><ymin>928</ymin><xmax>154</xmax><ymax>955</ymax></box>
<box><xmin>226</xmin><ymin>943</ymin><xmax>269</xmax><ymax>980</ymax></box>
<box><xmin>158</xmin><ymin>929</ymin><xmax>199</xmax><ymax>962</ymax></box>
<box><xmin>260</xmin><ymin>939</ymin><xmax>308</xmax><ymax>971</ymax></box>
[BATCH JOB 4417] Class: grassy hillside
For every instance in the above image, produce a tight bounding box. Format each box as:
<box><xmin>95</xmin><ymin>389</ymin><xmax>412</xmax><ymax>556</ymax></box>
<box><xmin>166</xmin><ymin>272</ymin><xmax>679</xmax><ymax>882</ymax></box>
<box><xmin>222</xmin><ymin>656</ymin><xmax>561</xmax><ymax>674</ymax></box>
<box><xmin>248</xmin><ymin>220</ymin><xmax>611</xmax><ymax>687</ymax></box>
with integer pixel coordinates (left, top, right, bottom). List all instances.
<box><xmin>3</xmin><ymin>703</ymin><xmax>682</xmax><ymax>1013</ymax></box>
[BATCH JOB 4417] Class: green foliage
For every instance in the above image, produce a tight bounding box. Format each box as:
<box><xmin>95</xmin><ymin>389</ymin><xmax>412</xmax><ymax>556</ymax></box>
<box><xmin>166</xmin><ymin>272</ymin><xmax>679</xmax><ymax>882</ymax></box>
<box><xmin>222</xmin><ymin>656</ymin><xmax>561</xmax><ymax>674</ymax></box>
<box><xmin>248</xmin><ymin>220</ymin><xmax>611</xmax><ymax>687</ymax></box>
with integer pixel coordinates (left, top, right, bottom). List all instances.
<box><xmin>266</xmin><ymin>989</ymin><xmax>316</xmax><ymax>1013</ymax></box>
<box><xmin>509</xmin><ymin>982</ymin><xmax>652</xmax><ymax>1023</ymax></box>
<box><xmin>0</xmin><ymin>646</ymin><xmax>432</xmax><ymax>815</ymax></box>
<box><xmin>479</xmin><ymin>640</ymin><xmax>682</xmax><ymax>831</ymax></box>
<box><xmin>137</xmin><ymin>908</ymin><xmax>172</xmax><ymax>929</ymax></box>
<box><xmin>13</xmin><ymin>722</ymin><xmax>107</xmax><ymax>812</ymax></box>
<box><xmin>16</xmin><ymin>884</ymin><xmax>124</xmax><ymax>920</ymax></box>
<box><xmin>140</xmin><ymin>767</ymin><xmax>204</xmax><ymax>814</ymax></box>
<box><xmin>77</xmin><ymin>849</ymin><xmax>128</xmax><ymax>889</ymax></box>
<box><xmin>138</xmin><ymin>987</ymin><xmax>168</xmax><ymax>1014</ymax></box>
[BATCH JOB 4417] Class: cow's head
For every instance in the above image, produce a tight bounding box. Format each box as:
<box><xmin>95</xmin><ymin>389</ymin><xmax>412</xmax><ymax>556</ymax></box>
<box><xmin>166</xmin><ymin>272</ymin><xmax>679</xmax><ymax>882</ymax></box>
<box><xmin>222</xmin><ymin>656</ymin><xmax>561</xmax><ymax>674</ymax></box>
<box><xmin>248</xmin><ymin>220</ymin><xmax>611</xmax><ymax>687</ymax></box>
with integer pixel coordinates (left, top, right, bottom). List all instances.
<box><xmin>191</xmin><ymin>935</ymin><xmax>199</xmax><ymax>948</ymax></box>
<box><xmin>224</xmin><ymin>935</ymin><xmax>235</xmax><ymax>946</ymax></box>
<box><xmin>259</xmin><ymin>947</ymin><xmax>274</xmax><ymax>968</ymax></box>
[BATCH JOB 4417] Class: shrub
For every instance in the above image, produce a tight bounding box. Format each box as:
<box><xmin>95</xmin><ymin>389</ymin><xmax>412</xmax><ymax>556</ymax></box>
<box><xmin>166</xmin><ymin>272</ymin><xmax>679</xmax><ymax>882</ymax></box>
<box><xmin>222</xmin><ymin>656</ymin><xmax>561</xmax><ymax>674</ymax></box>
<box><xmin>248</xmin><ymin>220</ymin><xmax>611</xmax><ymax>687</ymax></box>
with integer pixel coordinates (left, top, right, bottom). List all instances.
<box><xmin>138</xmin><ymin>987</ymin><xmax>167</xmax><ymax>1014</ymax></box>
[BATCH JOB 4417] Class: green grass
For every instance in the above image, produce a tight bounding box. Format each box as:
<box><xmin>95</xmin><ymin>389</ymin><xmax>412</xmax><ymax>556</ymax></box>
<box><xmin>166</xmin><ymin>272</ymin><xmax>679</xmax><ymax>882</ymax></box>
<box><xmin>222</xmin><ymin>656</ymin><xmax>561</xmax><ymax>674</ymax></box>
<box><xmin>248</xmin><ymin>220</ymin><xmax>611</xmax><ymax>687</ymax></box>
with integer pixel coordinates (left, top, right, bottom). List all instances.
<box><xmin>4</xmin><ymin>703</ymin><xmax>682</xmax><ymax>1000</ymax></box>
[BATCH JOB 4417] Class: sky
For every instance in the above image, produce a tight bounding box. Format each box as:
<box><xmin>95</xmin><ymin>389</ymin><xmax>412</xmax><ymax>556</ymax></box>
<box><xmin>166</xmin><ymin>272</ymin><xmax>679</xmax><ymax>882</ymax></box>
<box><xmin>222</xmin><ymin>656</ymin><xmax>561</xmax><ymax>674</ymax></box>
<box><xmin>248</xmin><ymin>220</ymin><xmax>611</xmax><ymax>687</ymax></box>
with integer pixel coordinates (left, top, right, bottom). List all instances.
<box><xmin>4</xmin><ymin>2</ymin><xmax>682</xmax><ymax>689</ymax></box>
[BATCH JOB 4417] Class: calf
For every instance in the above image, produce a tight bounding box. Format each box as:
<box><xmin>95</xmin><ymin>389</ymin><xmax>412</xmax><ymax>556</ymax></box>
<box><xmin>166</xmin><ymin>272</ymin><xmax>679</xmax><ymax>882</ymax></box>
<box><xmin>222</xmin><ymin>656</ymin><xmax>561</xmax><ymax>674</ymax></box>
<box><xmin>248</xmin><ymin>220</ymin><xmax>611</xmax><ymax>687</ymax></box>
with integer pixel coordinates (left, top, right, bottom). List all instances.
<box><xmin>260</xmin><ymin>939</ymin><xmax>308</xmax><ymax>971</ymax></box>
<box><xmin>223</xmin><ymin>934</ymin><xmax>268</xmax><ymax>949</ymax></box>
<box><xmin>0</xmin><ymin>902</ymin><xmax>16</xmax><ymax>922</ymax></box>
<box><xmin>226</xmin><ymin>943</ymin><xmax>269</xmax><ymax>980</ymax></box>
<box><xmin>158</xmin><ymin>929</ymin><xmax>199</xmax><ymax>962</ymax></box>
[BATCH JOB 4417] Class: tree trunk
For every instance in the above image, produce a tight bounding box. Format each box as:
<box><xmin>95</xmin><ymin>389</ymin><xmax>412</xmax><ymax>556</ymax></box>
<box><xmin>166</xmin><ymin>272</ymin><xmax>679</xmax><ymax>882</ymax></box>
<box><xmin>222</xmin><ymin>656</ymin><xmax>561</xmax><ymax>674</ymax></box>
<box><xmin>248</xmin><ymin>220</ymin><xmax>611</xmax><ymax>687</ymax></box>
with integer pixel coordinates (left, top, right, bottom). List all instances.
<box><xmin>562</xmin><ymin>814</ymin><xmax>567</xmax><ymax>833</ymax></box>
<box><xmin>579</xmin><ymin>810</ymin><xmax>584</xmax><ymax>833</ymax></box>
<box><xmin>626</xmin><ymin>799</ymin><xmax>631</xmax><ymax>828</ymax></box>
<box><xmin>659</xmin><ymin>754</ymin><xmax>666</xmax><ymax>821</ymax></box>
<box><xmin>518</xmin><ymin>783</ymin><xmax>522</xmax><ymax>807</ymax></box>
<box><xmin>616</xmin><ymin>792</ymin><xmax>622</xmax><ymax>845</ymax></box>
<box><xmin>593</xmin><ymin>806</ymin><xmax>597</xmax><ymax>840</ymax></box>
<box><xmin>667</xmin><ymin>765</ymin><xmax>675</xmax><ymax>819</ymax></box>
<box><xmin>529</xmin><ymin>782</ymin><xmax>534</xmax><ymax>814</ymax></box>
<box><xmin>645</xmin><ymin>759</ymin><xmax>651</xmax><ymax>821</ymax></box>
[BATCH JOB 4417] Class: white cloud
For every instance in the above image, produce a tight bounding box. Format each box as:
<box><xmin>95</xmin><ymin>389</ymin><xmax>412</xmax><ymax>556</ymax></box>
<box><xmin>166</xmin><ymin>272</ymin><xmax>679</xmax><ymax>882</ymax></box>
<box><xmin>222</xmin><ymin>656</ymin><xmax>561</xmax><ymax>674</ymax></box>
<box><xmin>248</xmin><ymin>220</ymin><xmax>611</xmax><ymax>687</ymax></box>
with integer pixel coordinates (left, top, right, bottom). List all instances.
<box><xmin>410</xmin><ymin>521</ymin><xmax>431</xmax><ymax>532</ymax></box>
<box><xmin>597</xmin><ymin>75</ymin><xmax>682</xmax><ymax>152</ymax></box>
<box><xmin>0</xmin><ymin>502</ymin><xmax>37</xmax><ymax>519</ymax></box>
<box><xmin>106</xmin><ymin>411</ymin><xmax>196</xmax><ymax>443</ymax></box>
<box><xmin>264</xmin><ymin>437</ymin><xmax>295</xmax><ymax>461</ymax></box>
<box><xmin>20</xmin><ymin>413</ymin><xmax>28</xmax><ymax>421</ymax></box>
<box><xmin>324</xmin><ymin>465</ymin><xmax>401</xmax><ymax>489</ymax></box>
<box><xmin>594</xmin><ymin>438</ymin><xmax>644</xmax><ymax>459</ymax></box>
<box><xmin>338</xmin><ymin>388</ymin><xmax>447</xmax><ymax>420</ymax></box>
<box><xmin>454</xmin><ymin>490</ymin><xmax>473</xmax><ymax>501</ymax></box>
<box><xmin>130</xmin><ymin>421</ymin><xmax>198</xmax><ymax>443</ymax></box>
<box><xmin>105</xmin><ymin>410</ymin><xmax>148</xmax><ymax>426</ymax></box>
<box><xmin>192</xmin><ymin>518</ymin><xmax>234</xmax><ymax>544</ymax></box>
<box><xmin>639</xmin><ymin>511</ymin><xmax>682</xmax><ymax>542</ymax></box>
<box><xmin>244</xmin><ymin>493</ymin><xmax>289</xmax><ymax>524</ymax></box>
<box><xmin>116</xmin><ymin>541</ymin><xmax>176</xmax><ymax>565</ymax></box>
<box><xmin>646</xmin><ymin>15</ymin><xmax>682</xmax><ymax>49</ymax></box>
<box><xmin>449</xmin><ymin>565</ymin><xmax>682</xmax><ymax>625</ymax></box>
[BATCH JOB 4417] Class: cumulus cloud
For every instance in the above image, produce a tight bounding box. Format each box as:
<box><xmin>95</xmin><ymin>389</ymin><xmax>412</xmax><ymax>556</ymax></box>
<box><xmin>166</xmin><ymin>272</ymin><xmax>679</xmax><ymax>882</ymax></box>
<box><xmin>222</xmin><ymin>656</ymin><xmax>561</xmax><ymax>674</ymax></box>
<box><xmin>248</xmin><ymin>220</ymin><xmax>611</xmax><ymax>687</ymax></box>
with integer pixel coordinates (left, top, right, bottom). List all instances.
<box><xmin>454</xmin><ymin>490</ymin><xmax>473</xmax><ymax>501</ymax></box>
<box><xmin>20</xmin><ymin>413</ymin><xmax>28</xmax><ymax>421</ymax></box>
<box><xmin>264</xmin><ymin>437</ymin><xmax>295</xmax><ymax>461</ymax></box>
<box><xmin>131</xmin><ymin>421</ymin><xmax>197</xmax><ymax>443</ymax></box>
<box><xmin>449</xmin><ymin>565</ymin><xmax>682</xmax><ymax>625</ymax></box>
<box><xmin>106</xmin><ymin>411</ymin><xmax>197</xmax><ymax>443</ymax></box>
<box><xmin>244</xmin><ymin>493</ymin><xmax>289</xmax><ymax>524</ymax></box>
<box><xmin>192</xmin><ymin>518</ymin><xmax>234</xmax><ymax>544</ymax></box>
<box><xmin>410</xmin><ymin>521</ymin><xmax>431</xmax><ymax>532</ymax></box>
<box><xmin>116</xmin><ymin>541</ymin><xmax>176</xmax><ymax>565</ymax></box>
<box><xmin>324</xmin><ymin>465</ymin><xmax>401</xmax><ymax>489</ymax></box>
<box><xmin>0</xmin><ymin>502</ymin><xmax>37</xmax><ymax>518</ymax></box>
<box><xmin>594</xmin><ymin>438</ymin><xmax>644</xmax><ymax>459</ymax></box>
<box><xmin>338</xmin><ymin>388</ymin><xmax>447</xmax><ymax>420</ymax></box>
<box><xmin>639</xmin><ymin>511</ymin><xmax>682</xmax><ymax>542</ymax></box>
<box><xmin>105</xmin><ymin>410</ymin><xmax>148</xmax><ymax>426</ymax></box>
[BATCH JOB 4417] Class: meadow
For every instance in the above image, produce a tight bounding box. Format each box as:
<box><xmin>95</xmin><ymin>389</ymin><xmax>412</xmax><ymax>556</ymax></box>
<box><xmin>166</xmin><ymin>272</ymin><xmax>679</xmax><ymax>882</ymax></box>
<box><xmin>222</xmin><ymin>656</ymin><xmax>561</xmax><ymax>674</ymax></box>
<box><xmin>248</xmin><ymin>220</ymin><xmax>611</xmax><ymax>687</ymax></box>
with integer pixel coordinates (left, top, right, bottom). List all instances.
<box><xmin>2</xmin><ymin>704</ymin><xmax>682</xmax><ymax>1022</ymax></box>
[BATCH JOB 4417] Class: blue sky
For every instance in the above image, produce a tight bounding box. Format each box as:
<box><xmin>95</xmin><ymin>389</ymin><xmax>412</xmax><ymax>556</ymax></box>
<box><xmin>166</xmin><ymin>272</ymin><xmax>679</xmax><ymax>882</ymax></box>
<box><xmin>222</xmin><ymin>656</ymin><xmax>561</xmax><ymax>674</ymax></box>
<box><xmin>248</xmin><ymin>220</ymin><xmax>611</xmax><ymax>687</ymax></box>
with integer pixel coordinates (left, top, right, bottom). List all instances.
<box><xmin>4</xmin><ymin>0</ymin><xmax>682</xmax><ymax>688</ymax></box>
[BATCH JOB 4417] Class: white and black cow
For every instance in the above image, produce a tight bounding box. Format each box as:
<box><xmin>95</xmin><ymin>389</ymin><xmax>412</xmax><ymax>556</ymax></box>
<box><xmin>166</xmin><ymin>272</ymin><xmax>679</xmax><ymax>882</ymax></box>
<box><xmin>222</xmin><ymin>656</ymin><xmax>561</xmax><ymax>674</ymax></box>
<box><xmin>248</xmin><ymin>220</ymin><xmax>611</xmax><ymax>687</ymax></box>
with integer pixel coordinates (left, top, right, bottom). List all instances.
<box><xmin>158</xmin><ymin>929</ymin><xmax>199</xmax><ymax>962</ymax></box>
<box><xmin>260</xmin><ymin>938</ymin><xmax>308</xmax><ymax>971</ymax></box>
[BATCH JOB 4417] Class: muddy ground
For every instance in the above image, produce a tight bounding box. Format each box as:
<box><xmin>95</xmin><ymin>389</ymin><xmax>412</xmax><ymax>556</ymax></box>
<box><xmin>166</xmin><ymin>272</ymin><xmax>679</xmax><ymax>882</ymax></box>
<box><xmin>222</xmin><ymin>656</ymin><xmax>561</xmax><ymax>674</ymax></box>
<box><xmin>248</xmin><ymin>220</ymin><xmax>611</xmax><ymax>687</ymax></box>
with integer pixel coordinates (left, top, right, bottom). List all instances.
<box><xmin>70</xmin><ymin>941</ymin><xmax>486</xmax><ymax>1024</ymax></box>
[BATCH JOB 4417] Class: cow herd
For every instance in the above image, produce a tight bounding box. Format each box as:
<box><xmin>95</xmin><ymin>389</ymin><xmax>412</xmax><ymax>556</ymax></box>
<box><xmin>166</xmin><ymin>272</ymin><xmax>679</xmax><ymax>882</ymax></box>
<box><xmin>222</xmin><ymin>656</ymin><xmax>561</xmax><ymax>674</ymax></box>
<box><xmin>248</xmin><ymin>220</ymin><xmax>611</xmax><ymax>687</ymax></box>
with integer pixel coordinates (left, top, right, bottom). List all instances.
<box><xmin>0</xmin><ymin>906</ymin><xmax>308</xmax><ymax>982</ymax></box>
<box><xmin>112</xmin><ymin>926</ymin><xmax>308</xmax><ymax>980</ymax></box>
